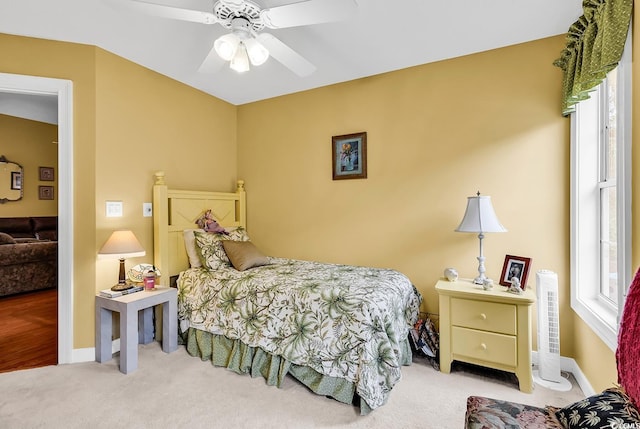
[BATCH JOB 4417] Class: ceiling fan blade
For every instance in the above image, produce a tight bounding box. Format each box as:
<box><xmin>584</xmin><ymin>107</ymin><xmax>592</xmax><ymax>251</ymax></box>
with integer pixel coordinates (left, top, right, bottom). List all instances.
<box><xmin>128</xmin><ymin>0</ymin><xmax>218</xmax><ymax>24</ymax></box>
<box><xmin>197</xmin><ymin>45</ymin><xmax>226</xmax><ymax>74</ymax></box>
<box><xmin>261</xmin><ymin>0</ymin><xmax>357</xmax><ymax>29</ymax></box>
<box><xmin>257</xmin><ymin>33</ymin><xmax>316</xmax><ymax>77</ymax></box>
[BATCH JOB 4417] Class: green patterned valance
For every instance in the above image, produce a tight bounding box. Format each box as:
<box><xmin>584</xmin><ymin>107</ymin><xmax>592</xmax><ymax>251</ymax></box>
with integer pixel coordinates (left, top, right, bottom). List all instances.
<box><xmin>554</xmin><ymin>0</ymin><xmax>632</xmax><ymax>116</ymax></box>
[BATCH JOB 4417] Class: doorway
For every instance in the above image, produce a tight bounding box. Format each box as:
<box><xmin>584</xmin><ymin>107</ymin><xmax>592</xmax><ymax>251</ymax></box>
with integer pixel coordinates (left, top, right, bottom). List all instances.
<box><xmin>0</xmin><ymin>72</ymin><xmax>74</xmax><ymax>365</ymax></box>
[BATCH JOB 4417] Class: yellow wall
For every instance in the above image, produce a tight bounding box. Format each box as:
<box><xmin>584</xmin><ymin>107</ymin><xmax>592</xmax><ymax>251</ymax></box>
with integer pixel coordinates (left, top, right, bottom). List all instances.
<box><xmin>93</xmin><ymin>47</ymin><xmax>237</xmax><ymax>292</ymax></box>
<box><xmin>0</xmin><ymin>34</ymin><xmax>99</xmax><ymax>348</ymax></box>
<box><xmin>0</xmin><ymin>33</ymin><xmax>237</xmax><ymax>348</ymax></box>
<box><xmin>238</xmin><ymin>35</ymin><xmax>571</xmax><ymax>355</ymax></box>
<box><xmin>0</xmin><ymin>114</ymin><xmax>58</xmax><ymax>216</ymax></box>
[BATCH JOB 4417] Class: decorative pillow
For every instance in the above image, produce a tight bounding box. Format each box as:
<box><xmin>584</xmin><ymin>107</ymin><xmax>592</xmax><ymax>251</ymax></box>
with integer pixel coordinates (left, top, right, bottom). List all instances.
<box><xmin>0</xmin><ymin>232</ymin><xmax>16</xmax><ymax>245</ymax></box>
<box><xmin>183</xmin><ymin>229</ymin><xmax>205</xmax><ymax>268</ymax></box>
<box><xmin>194</xmin><ymin>227</ymin><xmax>250</xmax><ymax>270</ymax></box>
<box><xmin>554</xmin><ymin>388</ymin><xmax>640</xmax><ymax>429</ymax></box>
<box><xmin>222</xmin><ymin>240</ymin><xmax>269</xmax><ymax>271</ymax></box>
<box><xmin>465</xmin><ymin>396</ymin><xmax>560</xmax><ymax>429</ymax></box>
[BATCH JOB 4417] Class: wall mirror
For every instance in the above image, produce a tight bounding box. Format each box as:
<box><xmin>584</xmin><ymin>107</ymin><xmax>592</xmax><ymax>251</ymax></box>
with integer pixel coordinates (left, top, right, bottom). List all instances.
<box><xmin>0</xmin><ymin>155</ymin><xmax>23</xmax><ymax>203</ymax></box>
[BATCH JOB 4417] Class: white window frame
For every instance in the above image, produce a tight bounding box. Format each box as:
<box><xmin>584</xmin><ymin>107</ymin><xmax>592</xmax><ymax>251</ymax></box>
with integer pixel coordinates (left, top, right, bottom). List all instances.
<box><xmin>570</xmin><ymin>33</ymin><xmax>632</xmax><ymax>351</ymax></box>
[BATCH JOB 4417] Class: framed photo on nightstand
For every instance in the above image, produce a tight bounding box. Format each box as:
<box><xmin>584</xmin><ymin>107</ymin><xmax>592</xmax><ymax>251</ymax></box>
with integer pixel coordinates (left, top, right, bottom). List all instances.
<box><xmin>499</xmin><ymin>255</ymin><xmax>532</xmax><ymax>290</ymax></box>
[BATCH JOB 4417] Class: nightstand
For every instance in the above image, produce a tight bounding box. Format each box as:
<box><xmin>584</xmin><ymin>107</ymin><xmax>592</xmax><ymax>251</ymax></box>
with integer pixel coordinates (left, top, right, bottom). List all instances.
<box><xmin>95</xmin><ymin>287</ymin><xmax>178</xmax><ymax>374</ymax></box>
<box><xmin>435</xmin><ymin>278</ymin><xmax>536</xmax><ymax>392</ymax></box>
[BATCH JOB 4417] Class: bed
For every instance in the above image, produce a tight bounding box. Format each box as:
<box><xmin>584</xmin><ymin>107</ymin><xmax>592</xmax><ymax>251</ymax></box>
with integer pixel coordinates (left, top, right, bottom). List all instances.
<box><xmin>151</xmin><ymin>172</ymin><xmax>422</xmax><ymax>414</ymax></box>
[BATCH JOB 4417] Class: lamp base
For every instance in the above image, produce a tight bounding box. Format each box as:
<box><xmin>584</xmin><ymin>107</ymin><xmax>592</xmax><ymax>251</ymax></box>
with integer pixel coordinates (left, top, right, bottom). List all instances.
<box><xmin>111</xmin><ymin>283</ymin><xmax>133</xmax><ymax>291</ymax></box>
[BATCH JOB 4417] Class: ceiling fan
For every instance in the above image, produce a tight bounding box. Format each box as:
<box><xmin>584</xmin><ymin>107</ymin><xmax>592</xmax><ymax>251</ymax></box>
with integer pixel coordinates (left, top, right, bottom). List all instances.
<box><xmin>125</xmin><ymin>0</ymin><xmax>358</xmax><ymax>75</ymax></box>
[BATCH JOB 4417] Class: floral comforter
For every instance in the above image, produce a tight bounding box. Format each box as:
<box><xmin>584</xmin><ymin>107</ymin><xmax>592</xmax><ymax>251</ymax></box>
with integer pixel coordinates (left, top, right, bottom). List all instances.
<box><xmin>177</xmin><ymin>257</ymin><xmax>422</xmax><ymax>410</ymax></box>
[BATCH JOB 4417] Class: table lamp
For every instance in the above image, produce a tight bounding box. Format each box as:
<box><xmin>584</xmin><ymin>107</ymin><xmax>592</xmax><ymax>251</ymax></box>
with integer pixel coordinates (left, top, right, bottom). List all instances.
<box><xmin>98</xmin><ymin>230</ymin><xmax>146</xmax><ymax>291</ymax></box>
<box><xmin>455</xmin><ymin>192</ymin><xmax>507</xmax><ymax>285</ymax></box>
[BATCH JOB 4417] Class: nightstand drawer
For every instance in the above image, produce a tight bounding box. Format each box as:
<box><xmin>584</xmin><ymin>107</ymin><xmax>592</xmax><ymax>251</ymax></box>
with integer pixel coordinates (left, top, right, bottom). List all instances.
<box><xmin>451</xmin><ymin>298</ymin><xmax>516</xmax><ymax>335</ymax></box>
<box><xmin>452</xmin><ymin>326</ymin><xmax>517</xmax><ymax>367</ymax></box>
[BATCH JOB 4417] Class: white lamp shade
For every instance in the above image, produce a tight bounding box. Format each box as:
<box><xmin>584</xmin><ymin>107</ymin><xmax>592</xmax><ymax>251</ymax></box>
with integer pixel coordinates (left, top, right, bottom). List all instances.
<box><xmin>98</xmin><ymin>230</ymin><xmax>146</xmax><ymax>259</ymax></box>
<box><xmin>456</xmin><ymin>195</ymin><xmax>507</xmax><ymax>233</ymax></box>
<box><xmin>214</xmin><ymin>33</ymin><xmax>240</xmax><ymax>61</ymax></box>
<box><xmin>230</xmin><ymin>43</ymin><xmax>250</xmax><ymax>73</ymax></box>
<box><xmin>244</xmin><ymin>38</ymin><xmax>269</xmax><ymax>66</ymax></box>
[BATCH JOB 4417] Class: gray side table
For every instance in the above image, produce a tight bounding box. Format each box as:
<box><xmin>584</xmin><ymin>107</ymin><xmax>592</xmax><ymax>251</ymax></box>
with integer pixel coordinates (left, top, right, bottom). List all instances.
<box><xmin>95</xmin><ymin>287</ymin><xmax>178</xmax><ymax>374</ymax></box>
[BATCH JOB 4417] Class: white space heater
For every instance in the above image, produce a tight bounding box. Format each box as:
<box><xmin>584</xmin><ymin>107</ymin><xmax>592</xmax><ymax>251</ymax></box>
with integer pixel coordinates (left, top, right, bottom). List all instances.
<box><xmin>533</xmin><ymin>270</ymin><xmax>572</xmax><ymax>391</ymax></box>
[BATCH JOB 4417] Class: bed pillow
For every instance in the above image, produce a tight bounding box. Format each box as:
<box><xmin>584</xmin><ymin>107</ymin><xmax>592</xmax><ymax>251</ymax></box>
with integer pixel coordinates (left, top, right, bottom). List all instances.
<box><xmin>554</xmin><ymin>388</ymin><xmax>640</xmax><ymax>429</ymax></box>
<box><xmin>183</xmin><ymin>229</ymin><xmax>205</xmax><ymax>268</ymax></box>
<box><xmin>222</xmin><ymin>240</ymin><xmax>269</xmax><ymax>271</ymax></box>
<box><xmin>194</xmin><ymin>227</ymin><xmax>250</xmax><ymax>270</ymax></box>
<box><xmin>0</xmin><ymin>232</ymin><xmax>16</xmax><ymax>244</ymax></box>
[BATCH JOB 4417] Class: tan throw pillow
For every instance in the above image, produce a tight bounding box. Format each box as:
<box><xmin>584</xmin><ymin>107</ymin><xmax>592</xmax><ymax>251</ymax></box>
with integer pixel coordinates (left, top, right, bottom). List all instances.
<box><xmin>221</xmin><ymin>240</ymin><xmax>269</xmax><ymax>271</ymax></box>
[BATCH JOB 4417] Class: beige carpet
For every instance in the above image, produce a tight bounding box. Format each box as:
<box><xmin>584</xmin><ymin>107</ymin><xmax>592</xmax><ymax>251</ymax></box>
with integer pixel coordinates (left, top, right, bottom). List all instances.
<box><xmin>0</xmin><ymin>343</ymin><xmax>585</xmax><ymax>429</ymax></box>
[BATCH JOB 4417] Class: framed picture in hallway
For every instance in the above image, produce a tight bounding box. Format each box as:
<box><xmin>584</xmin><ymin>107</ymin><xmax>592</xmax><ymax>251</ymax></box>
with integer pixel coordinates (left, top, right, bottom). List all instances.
<box><xmin>332</xmin><ymin>132</ymin><xmax>367</xmax><ymax>180</ymax></box>
<box><xmin>39</xmin><ymin>185</ymin><xmax>54</xmax><ymax>200</ymax></box>
<box><xmin>39</xmin><ymin>167</ymin><xmax>54</xmax><ymax>181</ymax></box>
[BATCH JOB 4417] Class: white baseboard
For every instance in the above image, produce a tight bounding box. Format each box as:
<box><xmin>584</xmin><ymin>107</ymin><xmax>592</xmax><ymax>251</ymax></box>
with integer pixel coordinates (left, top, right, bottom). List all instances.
<box><xmin>70</xmin><ymin>339</ymin><xmax>120</xmax><ymax>364</ymax></box>
<box><xmin>531</xmin><ymin>351</ymin><xmax>595</xmax><ymax>396</ymax></box>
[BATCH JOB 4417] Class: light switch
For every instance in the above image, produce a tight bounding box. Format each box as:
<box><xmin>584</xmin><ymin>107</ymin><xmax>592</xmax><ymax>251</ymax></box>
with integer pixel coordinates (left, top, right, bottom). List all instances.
<box><xmin>105</xmin><ymin>201</ymin><xmax>123</xmax><ymax>217</ymax></box>
<box><xmin>143</xmin><ymin>202</ymin><xmax>152</xmax><ymax>217</ymax></box>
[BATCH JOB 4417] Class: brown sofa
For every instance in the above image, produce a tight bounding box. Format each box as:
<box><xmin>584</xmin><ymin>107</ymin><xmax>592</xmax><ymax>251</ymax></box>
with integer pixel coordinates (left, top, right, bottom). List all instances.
<box><xmin>0</xmin><ymin>216</ymin><xmax>57</xmax><ymax>297</ymax></box>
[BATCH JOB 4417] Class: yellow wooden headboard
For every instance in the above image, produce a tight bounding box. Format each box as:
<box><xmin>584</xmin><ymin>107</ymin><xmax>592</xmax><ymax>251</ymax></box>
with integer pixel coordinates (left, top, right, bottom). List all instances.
<box><xmin>152</xmin><ymin>171</ymin><xmax>246</xmax><ymax>283</ymax></box>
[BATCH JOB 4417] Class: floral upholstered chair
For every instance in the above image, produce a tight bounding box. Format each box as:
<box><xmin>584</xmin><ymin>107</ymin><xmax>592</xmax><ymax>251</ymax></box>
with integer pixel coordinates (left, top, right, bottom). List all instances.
<box><xmin>464</xmin><ymin>267</ymin><xmax>640</xmax><ymax>429</ymax></box>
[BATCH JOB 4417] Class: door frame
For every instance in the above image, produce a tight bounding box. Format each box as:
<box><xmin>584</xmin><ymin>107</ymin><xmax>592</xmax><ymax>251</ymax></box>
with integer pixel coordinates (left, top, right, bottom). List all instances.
<box><xmin>0</xmin><ymin>72</ymin><xmax>74</xmax><ymax>364</ymax></box>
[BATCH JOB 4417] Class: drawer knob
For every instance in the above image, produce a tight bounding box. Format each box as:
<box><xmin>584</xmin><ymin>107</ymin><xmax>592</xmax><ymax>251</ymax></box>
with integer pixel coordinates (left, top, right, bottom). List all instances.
<box><xmin>480</xmin><ymin>343</ymin><xmax>487</xmax><ymax>350</ymax></box>
<box><xmin>480</xmin><ymin>313</ymin><xmax>487</xmax><ymax>320</ymax></box>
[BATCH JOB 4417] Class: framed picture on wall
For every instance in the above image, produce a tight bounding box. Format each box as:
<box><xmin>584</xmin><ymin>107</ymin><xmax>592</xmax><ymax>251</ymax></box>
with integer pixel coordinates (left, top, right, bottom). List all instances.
<box><xmin>499</xmin><ymin>255</ymin><xmax>532</xmax><ymax>290</ymax></box>
<box><xmin>39</xmin><ymin>185</ymin><xmax>54</xmax><ymax>200</ymax></box>
<box><xmin>39</xmin><ymin>167</ymin><xmax>54</xmax><ymax>181</ymax></box>
<box><xmin>332</xmin><ymin>132</ymin><xmax>367</xmax><ymax>180</ymax></box>
<box><xmin>11</xmin><ymin>171</ymin><xmax>22</xmax><ymax>190</ymax></box>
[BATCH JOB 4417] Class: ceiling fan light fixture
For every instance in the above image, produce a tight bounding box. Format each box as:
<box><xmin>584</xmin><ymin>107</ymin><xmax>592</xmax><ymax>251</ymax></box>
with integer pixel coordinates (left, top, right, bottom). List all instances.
<box><xmin>230</xmin><ymin>42</ymin><xmax>250</xmax><ymax>73</ymax></box>
<box><xmin>244</xmin><ymin>38</ymin><xmax>269</xmax><ymax>66</ymax></box>
<box><xmin>214</xmin><ymin>33</ymin><xmax>240</xmax><ymax>61</ymax></box>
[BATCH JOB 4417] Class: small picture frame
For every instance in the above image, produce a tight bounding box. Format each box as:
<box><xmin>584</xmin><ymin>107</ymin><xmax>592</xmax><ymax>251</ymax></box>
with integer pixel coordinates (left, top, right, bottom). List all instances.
<box><xmin>499</xmin><ymin>255</ymin><xmax>532</xmax><ymax>290</ymax></box>
<box><xmin>39</xmin><ymin>185</ymin><xmax>54</xmax><ymax>200</ymax></box>
<box><xmin>11</xmin><ymin>171</ymin><xmax>22</xmax><ymax>190</ymax></box>
<box><xmin>332</xmin><ymin>132</ymin><xmax>367</xmax><ymax>180</ymax></box>
<box><xmin>39</xmin><ymin>167</ymin><xmax>54</xmax><ymax>181</ymax></box>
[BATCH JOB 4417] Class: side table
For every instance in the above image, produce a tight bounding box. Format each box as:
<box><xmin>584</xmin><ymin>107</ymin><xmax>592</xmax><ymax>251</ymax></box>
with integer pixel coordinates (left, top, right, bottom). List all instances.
<box><xmin>95</xmin><ymin>287</ymin><xmax>177</xmax><ymax>374</ymax></box>
<box><xmin>436</xmin><ymin>278</ymin><xmax>536</xmax><ymax>392</ymax></box>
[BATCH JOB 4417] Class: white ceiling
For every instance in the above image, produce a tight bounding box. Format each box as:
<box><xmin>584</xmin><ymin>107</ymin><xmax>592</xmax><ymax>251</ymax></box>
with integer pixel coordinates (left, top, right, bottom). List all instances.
<box><xmin>0</xmin><ymin>92</ymin><xmax>58</xmax><ymax>124</ymax></box>
<box><xmin>0</xmin><ymin>0</ymin><xmax>582</xmax><ymax>106</ymax></box>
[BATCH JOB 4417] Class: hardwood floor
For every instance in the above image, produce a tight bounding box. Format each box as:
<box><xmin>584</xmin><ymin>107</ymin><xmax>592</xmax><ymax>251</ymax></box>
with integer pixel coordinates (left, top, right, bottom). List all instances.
<box><xmin>0</xmin><ymin>288</ymin><xmax>57</xmax><ymax>373</ymax></box>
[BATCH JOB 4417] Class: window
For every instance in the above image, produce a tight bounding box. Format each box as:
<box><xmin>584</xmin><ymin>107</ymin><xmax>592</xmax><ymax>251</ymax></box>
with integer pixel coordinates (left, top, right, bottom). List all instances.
<box><xmin>570</xmin><ymin>36</ymin><xmax>632</xmax><ymax>351</ymax></box>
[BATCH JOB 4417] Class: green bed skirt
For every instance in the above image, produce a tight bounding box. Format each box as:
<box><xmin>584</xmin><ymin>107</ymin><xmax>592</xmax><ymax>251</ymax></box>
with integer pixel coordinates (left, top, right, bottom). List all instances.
<box><xmin>182</xmin><ymin>327</ymin><xmax>414</xmax><ymax>415</ymax></box>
